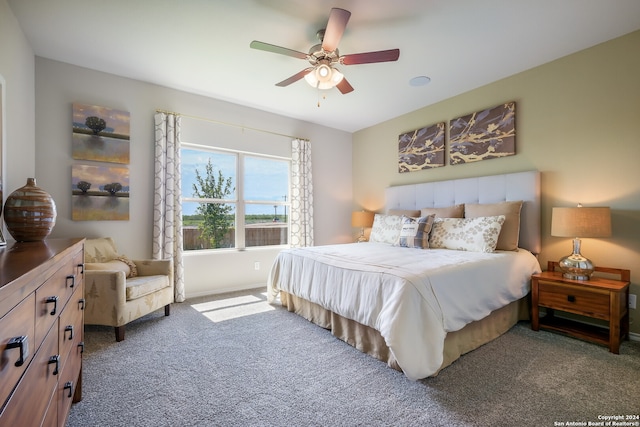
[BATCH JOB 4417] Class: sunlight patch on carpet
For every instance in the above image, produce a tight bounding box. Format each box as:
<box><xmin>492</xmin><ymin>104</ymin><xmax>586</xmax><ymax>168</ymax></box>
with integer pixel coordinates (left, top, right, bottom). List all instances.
<box><xmin>191</xmin><ymin>294</ymin><xmax>275</xmax><ymax>323</ymax></box>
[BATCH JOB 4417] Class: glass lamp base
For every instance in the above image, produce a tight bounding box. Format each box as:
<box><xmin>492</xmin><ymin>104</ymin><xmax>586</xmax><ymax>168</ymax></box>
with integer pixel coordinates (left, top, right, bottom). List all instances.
<box><xmin>558</xmin><ymin>255</ymin><xmax>594</xmax><ymax>280</ymax></box>
<box><xmin>558</xmin><ymin>238</ymin><xmax>594</xmax><ymax>280</ymax></box>
<box><xmin>355</xmin><ymin>228</ymin><xmax>367</xmax><ymax>243</ymax></box>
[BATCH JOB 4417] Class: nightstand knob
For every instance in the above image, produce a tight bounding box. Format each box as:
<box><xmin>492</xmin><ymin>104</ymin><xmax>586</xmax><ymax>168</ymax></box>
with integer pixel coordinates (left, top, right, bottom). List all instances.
<box><xmin>567</xmin><ymin>295</ymin><xmax>576</xmax><ymax>303</ymax></box>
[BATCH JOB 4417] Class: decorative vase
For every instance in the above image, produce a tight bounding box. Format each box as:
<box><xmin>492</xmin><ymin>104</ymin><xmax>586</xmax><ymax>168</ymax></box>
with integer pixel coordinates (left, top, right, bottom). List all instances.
<box><xmin>3</xmin><ymin>178</ymin><xmax>57</xmax><ymax>242</ymax></box>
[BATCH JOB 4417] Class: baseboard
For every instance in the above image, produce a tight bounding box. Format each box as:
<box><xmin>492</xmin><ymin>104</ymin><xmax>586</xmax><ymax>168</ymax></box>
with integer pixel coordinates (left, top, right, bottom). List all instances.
<box><xmin>630</xmin><ymin>331</ymin><xmax>640</xmax><ymax>342</ymax></box>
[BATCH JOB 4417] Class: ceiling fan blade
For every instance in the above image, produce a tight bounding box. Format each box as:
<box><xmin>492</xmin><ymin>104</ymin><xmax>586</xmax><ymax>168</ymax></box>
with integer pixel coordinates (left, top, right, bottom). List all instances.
<box><xmin>336</xmin><ymin>78</ymin><xmax>354</xmax><ymax>94</ymax></box>
<box><xmin>322</xmin><ymin>8</ymin><xmax>351</xmax><ymax>52</ymax></box>
<box><xmin>341</xmin><ymin>49</ymin><xmax>400</xmax><ymax>65</ymax></box>
<box><xmin>275</xmin><ymin>68</ymin><xmax>314</xmax><ymax>87</ymax></box>
<box><xmin>250</xmin><ymin>41</ymin><xmax>308</xmax><ymax>60</ymax></box>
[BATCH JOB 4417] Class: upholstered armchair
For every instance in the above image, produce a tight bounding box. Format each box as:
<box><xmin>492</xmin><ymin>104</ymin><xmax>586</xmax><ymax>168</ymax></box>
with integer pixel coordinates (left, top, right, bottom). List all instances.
<box><xmin>83</xmin><ymin>237</ymin><xmax>174</xmax><ymax>341</ymax></box>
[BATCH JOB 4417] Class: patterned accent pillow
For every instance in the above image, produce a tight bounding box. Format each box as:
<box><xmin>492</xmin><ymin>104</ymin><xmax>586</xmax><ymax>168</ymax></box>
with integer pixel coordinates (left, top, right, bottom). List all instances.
<box><xmin>428</xmin><ymin>215</ymin><xmax>506</xmax><ymax>253</ymax></box>
<box><xmin>115</xmin><ymin>255</ymin><xmax>138</xmax><ymax>278</ymax></box>
<box><xmin>464</xmin><ymin>201</ymin><xmax>523</xmax><ymax>251</ymax></box>
<box><xmin>395</xmin><ymin>215</ymin><xmax>436</xmax><ymax>249</ymax></box>
<box><xmin>368</xmin><ymin>214</ymin><xmax>404</xmax><ymax>244</ymax></box>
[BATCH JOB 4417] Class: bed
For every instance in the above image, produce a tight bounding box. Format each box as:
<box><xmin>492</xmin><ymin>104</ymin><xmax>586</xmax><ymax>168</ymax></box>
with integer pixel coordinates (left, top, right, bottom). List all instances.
<box><xmin>267</xmin><ymin>171</ymin><xmax>542</xmax><ymax>380</ymax></box>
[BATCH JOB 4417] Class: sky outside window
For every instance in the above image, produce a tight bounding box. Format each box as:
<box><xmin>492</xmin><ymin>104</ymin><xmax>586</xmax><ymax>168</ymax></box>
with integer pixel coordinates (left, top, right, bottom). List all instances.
<box><xmin>181</xmin><ymin>148</ymin><xmax>289</xmax><ymax>216</ymax></box>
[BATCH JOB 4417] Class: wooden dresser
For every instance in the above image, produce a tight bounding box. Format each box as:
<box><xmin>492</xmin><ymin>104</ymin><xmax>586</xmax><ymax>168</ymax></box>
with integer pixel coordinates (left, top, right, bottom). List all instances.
<box><xmin>0</xmin><ymin>238</ymin><xmax>85</xmax><ymax>426</ymax></box>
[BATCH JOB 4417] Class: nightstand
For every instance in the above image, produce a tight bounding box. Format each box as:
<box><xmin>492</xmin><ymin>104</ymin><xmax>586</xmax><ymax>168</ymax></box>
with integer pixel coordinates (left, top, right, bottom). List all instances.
<box><xmin>531</xmin><ymin>261</ymin><xmax>630</xmax><ymax>353</ymax></box>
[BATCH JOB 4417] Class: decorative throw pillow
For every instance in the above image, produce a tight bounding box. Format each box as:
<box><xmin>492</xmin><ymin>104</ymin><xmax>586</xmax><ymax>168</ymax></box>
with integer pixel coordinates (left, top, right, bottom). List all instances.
<box><xmin>388</xmin><ymin>209</ymin><xmax>421</xmax><ymax>218</ymax></box>
<box><xmin>368</xmin><ymin>214</ymin><xmax>404</xmax><ymax>244</ymax></box>
<box><xmin>115</xmin><ymin>255</ymin><xmax>138</xmax><ymax>278</ymax></box>
<box><xmin>464</xmin><ymin>201</ymin><xmax>523</xmax><ymax>251</ymax></box>
<box><xmin>428</xmin><ymin>215</ymin><xmax>506</xmax><ymax>253</ymax></box>
<box><xmin>395</xmin><ymin>214</ymin><xmax>436</xmax><ymax>249</ymax></box>
<box><xmin>420</xmin><ymin>204</ymin><xmax>464</xmax><ymax>219</ymax></box>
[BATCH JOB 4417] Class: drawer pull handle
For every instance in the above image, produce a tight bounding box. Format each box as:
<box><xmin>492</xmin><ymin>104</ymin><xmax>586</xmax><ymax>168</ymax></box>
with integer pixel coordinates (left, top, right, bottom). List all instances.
<box><xmin>79</xmin><ymin>298</ymin><xmax>86</xmax><ymax>310</ymax></box>
<box><xmin>65</xmin><ymin>325</ymin><xmax>74</xmax><ymax>340</ymax></box>
<box><xmin>64</xmin><ymin>381</ymin><xmax>73</xmax><ymax>398</ymax></box>
<box><xmin>48</xmin><ymin>355</ymin><xmax>60</xmax><ymax>375</ymax></box>
<box><xmin>7</xmin><ymin>336</ymin><xmax>29</xmax><ymax>367</ymax></box>
<box><xmin>78</xmin><ymin>341</ymin><xmax>85</xmax><ymax>354</ymax></box>
<box><xmin>78</xmin><ymin>263</ymin><xmax>84</xmax><ymax>274</ymax></box>
<box><xmin>46</xmin><ymin>295</ymin><xmax>58</xmax><ymax>315</ymax></box>
<box><xmin>567</xmin><ymin>295</ymin><xmax>576</xmax><ymax>303</ymax></box>
<box><xmin>66</xmin><ymin>275</ymin><xmax>75</xmax><ymax>288</ymax></box>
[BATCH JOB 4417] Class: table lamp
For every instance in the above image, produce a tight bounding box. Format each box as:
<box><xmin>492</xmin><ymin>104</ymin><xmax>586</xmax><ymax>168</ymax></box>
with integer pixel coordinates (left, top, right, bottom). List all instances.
<box><xmin>551</xmin><ymin>204</ymin><xmax>611</xmax><ymax>280</ymax></box>
<box><xmin>351</xmin><ymin>211</ymin><xmax>374</xmax><ymax>243</ymax></box>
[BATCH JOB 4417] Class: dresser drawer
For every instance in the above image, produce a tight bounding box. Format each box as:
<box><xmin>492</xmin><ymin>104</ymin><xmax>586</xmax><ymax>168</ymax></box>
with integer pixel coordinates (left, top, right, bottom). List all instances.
<box><xmin>538</xmin><ymin>281</ymin><xmax>610</xmax><ymax>320</ymax></box>
<box><xmin>0</xmin><ymin>294</ymin><xmax>36</xmax><ymax>408</ymax></box>
<box><xmin>58</xmin><ymin>285</ymin><xmax>84</xmax><ymax>374</ymax></box>
<box><xmin>57</xmin><ymin>336</ymin><xmax>83</xmax><ymax>427</ymax></box>
<box><xmin>35</xmin><ymin>258</ymin><xmax>81</xmax><ymax>346</ymax></box>
<box><xmin>0</xmin><ymin>319</ymin><xmax>59</xmax><ymax>426</ymax></box>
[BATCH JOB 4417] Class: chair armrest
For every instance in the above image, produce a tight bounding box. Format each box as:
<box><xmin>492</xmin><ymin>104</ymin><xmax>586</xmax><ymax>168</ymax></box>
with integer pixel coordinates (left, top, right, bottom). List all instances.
<box><xmin>133</xmin><ymin>259</ymin><xmax>173</xmax><ymax>280</ymax></box>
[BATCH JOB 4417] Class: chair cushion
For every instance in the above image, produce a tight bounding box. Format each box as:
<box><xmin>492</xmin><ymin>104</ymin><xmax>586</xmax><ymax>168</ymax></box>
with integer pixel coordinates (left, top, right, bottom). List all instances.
<box><xmin>125</xmin><ymin>275</ymin><xmax>171</xmax><ymax>300</ymax></box>
<box><xmin>85</xmin><ymin>237</ymin><xmax>119</xmax><ymax>263</ymax></box>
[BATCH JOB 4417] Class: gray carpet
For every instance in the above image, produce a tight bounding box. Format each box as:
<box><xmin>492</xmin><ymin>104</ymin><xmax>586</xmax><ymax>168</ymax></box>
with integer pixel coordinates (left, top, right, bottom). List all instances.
<box><xmin>67</xmin><ymin>288</ymin><xmax>640</xmax><ymax>427</ymax></box>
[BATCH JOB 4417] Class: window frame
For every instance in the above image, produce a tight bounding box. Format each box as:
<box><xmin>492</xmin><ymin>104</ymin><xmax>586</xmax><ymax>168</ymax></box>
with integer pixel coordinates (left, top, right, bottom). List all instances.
<box><xmin>181</xmin><ymin>142</ymin><xmax>291</xmax><ymax>251</ymax></box>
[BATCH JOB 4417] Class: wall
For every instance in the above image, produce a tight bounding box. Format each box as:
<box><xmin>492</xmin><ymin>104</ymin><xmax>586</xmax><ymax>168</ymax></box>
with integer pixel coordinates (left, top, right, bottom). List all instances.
<box><xmin>353</xmin><ymin>30</ymin><xmax>640</xmax><ymax>335</ymax></box>
<box><xmin>34</xmin><ymin>58</ymin><xmax>352</xmax><ymax>298</ymax></box>
<box><xmin>0</xmin><ymin>0</ymin><xmax>36</xmax><ymax>213</ymax></box>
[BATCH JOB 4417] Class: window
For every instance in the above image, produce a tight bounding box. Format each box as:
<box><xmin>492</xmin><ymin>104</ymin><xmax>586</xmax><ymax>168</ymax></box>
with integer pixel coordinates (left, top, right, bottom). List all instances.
<box><xmin>181</xmin><ymin>144</ymin><xmax>290</xmax><ymax>251</ymax></box>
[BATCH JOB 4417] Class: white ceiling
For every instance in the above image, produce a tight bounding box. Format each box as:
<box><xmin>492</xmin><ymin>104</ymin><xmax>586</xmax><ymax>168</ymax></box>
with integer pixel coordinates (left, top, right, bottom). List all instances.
<box><xmin>9</xmin><ymin>0</ymin><xmax>640</xmax><ymax>133</ymax></box>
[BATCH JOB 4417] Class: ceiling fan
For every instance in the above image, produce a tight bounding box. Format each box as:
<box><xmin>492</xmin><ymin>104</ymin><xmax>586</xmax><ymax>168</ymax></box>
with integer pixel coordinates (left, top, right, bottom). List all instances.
<box><xmin>250</xmin><ymin>8</ymin><xmax>400</xmax><ymax>94</ymax></box>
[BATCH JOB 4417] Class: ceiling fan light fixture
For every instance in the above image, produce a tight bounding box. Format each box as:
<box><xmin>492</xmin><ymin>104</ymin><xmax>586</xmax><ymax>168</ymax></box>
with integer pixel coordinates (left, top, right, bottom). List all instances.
<box><xmin>304</xmin><ymin>64</ymin><xmax>344</xmax><ymax>90</ymax></box>
<box><xmin>316</xmin><ymin>63</ymin><xmax>331</xmax><ymax>81</ymax></box>
<box><xmin>331</xmin><ymin>67</ymin><xmax>344</xmax><ymax>85</ymax></box>
<box><xmin>251</xmin><ymin>8</ymin><xmax>399</xmax><ymax>95</ymax></box>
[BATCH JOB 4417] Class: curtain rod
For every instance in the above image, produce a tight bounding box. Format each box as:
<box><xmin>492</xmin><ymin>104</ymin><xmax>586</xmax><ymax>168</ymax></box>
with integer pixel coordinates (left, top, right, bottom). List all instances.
<box><xmin>155</xmin><ymin>109</ymin><xmax>308</xmax><ymax>141</ymax></box>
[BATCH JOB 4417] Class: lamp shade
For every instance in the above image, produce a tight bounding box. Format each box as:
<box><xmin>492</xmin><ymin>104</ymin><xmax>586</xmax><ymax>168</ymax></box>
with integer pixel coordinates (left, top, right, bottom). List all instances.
<box><xmin>551</xmin><ymin>206</ymin><xmax>611</xmax><ymax>238</ymax></box>
<box><xmin>351</xmin><ymin>211</ymin><xmax>374</xmax><ymax>228</ymax></box>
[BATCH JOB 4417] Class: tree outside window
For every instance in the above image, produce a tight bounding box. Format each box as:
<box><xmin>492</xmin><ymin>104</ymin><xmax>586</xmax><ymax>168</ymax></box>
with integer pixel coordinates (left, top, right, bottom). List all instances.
<box><xmin>192</xmin><ymin>159</ymin><xmax>234</xmax><ymax>249</ymax></box>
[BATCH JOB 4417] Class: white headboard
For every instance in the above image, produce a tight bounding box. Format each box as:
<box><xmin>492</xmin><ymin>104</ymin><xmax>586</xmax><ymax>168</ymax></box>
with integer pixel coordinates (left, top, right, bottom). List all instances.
<box><xmin>385</xmin><ymin>171</ymin><xmax>541</xmax><ymax>254</ymax></box>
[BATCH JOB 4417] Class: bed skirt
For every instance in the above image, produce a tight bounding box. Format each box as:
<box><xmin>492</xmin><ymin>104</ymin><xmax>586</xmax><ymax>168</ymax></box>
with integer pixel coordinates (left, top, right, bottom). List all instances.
<box><xmin>280</xmin><ymin>291</ymin><xmax>530</xmax><ymax>378</ymax></box>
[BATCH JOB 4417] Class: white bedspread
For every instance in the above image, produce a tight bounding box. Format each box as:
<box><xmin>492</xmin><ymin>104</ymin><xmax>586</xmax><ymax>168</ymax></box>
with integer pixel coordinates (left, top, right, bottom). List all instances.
<box><xmin>267</xmin><ymin>242</ymin><xmax>541</xmax><ymax>380</ymax></box>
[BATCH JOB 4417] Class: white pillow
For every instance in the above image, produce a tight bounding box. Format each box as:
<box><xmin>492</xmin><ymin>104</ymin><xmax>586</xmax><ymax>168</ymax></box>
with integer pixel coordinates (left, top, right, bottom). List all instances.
<box><xmin>428</xmin><ymin>215</ymin><xmax>506</xmax><ymax>253</ymax></box>
<box><xmin>368</xmin><ymin>214</ymin><xmax>404</xmax><ymax>244</ymax></box>
<box><xmin>394</xmin><ymin>215</ymin><xmax>436</xmax><ymax>249</ymax></box>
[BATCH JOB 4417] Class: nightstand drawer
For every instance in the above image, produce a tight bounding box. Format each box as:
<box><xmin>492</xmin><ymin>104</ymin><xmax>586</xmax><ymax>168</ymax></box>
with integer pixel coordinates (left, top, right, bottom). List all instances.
<box><xmin>538</xmin><ymin>281</ymin><xmax>610</xmax><ymax>320</ymax></box>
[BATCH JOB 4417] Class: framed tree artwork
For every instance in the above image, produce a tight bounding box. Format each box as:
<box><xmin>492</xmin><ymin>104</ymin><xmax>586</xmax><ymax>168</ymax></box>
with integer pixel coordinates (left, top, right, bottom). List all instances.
<box><xmin>72</xmin><ymin>103</ymin><xmax>131</xmax><ymax>164</ymax></box>
<box><xmin>72</xmin><ymin>164</ymin><xmax>130</xmax><ymax>221</ymax></box>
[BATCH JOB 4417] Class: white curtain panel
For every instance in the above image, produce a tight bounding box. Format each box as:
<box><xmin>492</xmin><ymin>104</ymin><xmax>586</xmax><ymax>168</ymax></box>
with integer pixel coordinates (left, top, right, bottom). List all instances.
<box><xmin>290</xmin><ymin>138</ymin><xmax>314</xmax><ymax>247</ymax></box>
<box><xmin>153</xmin><ymin>112</ymin><xmax>185</xmax><ymax>302</ymax></box>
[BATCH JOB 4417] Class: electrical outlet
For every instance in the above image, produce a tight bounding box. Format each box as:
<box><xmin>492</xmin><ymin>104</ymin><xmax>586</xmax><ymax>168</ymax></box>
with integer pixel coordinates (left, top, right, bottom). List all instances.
<box><xmin>254</xmin><ymin>262</ymin><xmax>260</xmax><ymax>270</ymax></box>
<box><xmin>629</xmin><ymin>294</ymin><xmax>637</xmax><ymax>310</ymax></box>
